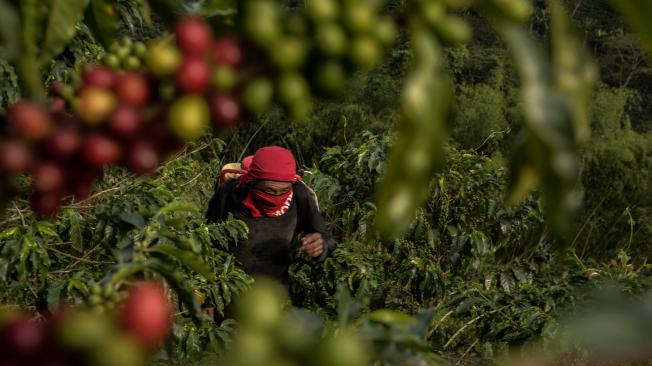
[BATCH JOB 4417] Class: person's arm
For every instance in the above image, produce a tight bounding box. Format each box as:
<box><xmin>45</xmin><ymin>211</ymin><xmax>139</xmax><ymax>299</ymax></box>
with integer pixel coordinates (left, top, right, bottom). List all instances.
<box><xmin>297</xmin><ymin>184</ymin><xmax>336</xmax><ymax>261</ymax></box>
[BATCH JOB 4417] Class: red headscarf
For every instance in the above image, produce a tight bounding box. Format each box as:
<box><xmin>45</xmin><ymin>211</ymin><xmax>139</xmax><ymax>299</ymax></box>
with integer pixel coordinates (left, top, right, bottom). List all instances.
<box><xmin>239</xmin><ymin>146</ymin><xmax>299</xmax><ymax>218</ymax></box>
<box><xmin>241</xmin><ymin>155</ymin><xmax>254</xmax><ymax>171</ymax></box>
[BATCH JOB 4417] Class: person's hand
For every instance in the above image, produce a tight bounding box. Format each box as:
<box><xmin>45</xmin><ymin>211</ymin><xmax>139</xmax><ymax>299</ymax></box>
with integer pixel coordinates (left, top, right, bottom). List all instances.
<box><xmin>300</xmin><ymin>233</ymin><xmax>325</xmax><ymax>258</ymax></box>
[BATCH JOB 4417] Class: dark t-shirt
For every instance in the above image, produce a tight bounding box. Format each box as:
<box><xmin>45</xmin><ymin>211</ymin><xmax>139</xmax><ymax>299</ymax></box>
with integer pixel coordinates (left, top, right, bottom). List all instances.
<box><xmin>205</xmin><ymin>179</ymin><xmax>336</xmax><ymax>283</ymax></box>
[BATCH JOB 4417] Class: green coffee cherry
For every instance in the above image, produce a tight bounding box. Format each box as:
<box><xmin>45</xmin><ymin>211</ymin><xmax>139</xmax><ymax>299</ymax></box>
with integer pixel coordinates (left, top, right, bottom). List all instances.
<box><xmin>349</xmin><ymin>36</ymin><xmax>382</xmax><ymax>69</ymax></box>
<box><xmin>271</xmin><ymin>36</ymin><xmax>308</xmax><ymax>70</ymax></box>
<box><xmin>120</xmin><ymin>36</ymin><xmax>133</xmax><ymax>49</ymax></box>
<box><xmin>103</xmin><ymin>285</ymin><xmax>114</xmax><ymax>298</ymax></box>
<box><xmin>167</xmin><ymin>95</ymin><xmax>211</xmax><ymax>140</ymax></box>
<box><xmin>123</xmin><ymin>56</ymin><xmax>142</xmax><ymax>70</ymax></box>
<box><xmin>278</xmin><ymin>72</ymin><xmax>310</xmax><ymax>105</ymax></box>
<box><xmin>88</xmin><ymin>294</ymin><xmax>104</xmax><ymax>306</ymax></box>
<box><xmin>234</xmin><ymin>331</ymin><xmax>274</xmax><ymax>366</ymax></box>
<box><xmin>315</xmin><ymin>23</ymin><xmax>348</xmax><ymax>56</ymax></box>
<box><xmin>243</xmin><ymin>78</ymin><xmax>274</xmax><ymax>115</ymax></box>
<box><xmin>91</xmin><ymin>284</ymin><xmax>102</xmax><ymax>295</ymax></box>
<box><xmin>236</xmin><ymin>278</ymin><xmax>288</xmax><ymax>330</ymax></box>
<box><xmin>90</xmin><ymin>334</ymin><xmax>145</xmax><ymax>366</ymax></box>
<box><xmin>109</xmin><ymin>42</ymin><xmax>121</xmax><ymax>54</ymax></box>
<box><xmin>58</xmin><ymin>83</ymin><xmax>75</xmax><ymax>100</ymax></box>
<box><xmin>104</xmin><ymin>54</ymin><xmax>121</xmax><ymax>69</ymax></box>
<box><xmin>434</xmin><ymin>15</ymin><xmax>471</xmax><ymax>44</ymax></box>
<box><xmin>57</xmin><ymin>312</ymin><xmax>115</xmax><ymax>351</ymax></box>
<box><xmin>375</xmin><ymin>17</ymin><xmax>398</xmax><ymax>46</ymax></box>
<box><xmin>245</xmin><ymin>0</ymin><xmax>281</xmax><ymax>46</ymax></box>
<box><xmin>213</xmin><ymin>66</ymin><xmax>238</xmax><ymax>91</ymax></box>
<box><xmin>306</xmin><ymin>0</ymin><xmax>339</xmax><ymax>21</ymax></box>
<box><xmin>490</xmin><ymin>0</ymin><xmax>533</xmax><ymax>22</ymax></box>
<box><xmin>133</xmin><ymin>41</ymin><xmax>147</xmax><ymax>58</ymax></box>
<box><xmin>343</xmin><ymin>1</ymin><xmax>376</xmax><ymax>34</ymax></box>
<box><xmin>115</xmin><ymin>47</ymin><xmax>131</xmax><ymax>61</ymax></box>
<box><xmin>146</xmin><ymin>41</ymin><xmax>181</xmax><ymax>77</ymax></box>
<box><xmin>421</xmin><ymin>0</ymin><xmax>447</xmax><ymax>27</ymax></box>
<box><xmin>315</xmin><ymin>331</ymin><xmax>369</xmax><ymax>366</ymax></box>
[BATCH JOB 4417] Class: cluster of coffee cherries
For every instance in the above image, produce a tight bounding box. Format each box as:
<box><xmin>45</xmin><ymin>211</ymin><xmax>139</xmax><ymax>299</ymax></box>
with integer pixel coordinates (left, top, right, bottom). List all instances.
<box><xmin>0</xmin><ymin>281</ymin><xmax>171</xmax><ymax>366</ymax></box>
<box><xmin>409</xmin><ymin>0</ymin><xmax>533</xmax><ymax>43</ymax></box>
<box><xmin>0</xmin><ymin>2</ymin><xmax>398</xmax><ymax>217</ymax></box>
<box><xmin>86</xmin><ymin>283</ymin><xmax>126</xmax><ymax>315</ymax></box>
<box><xmin>226</xmin><ymin>278</ymin><xmax>369</xmax><ymax>366</ymax></box>
<box><xmin>0</xmin><ymin>64</ymin><xmax>186</xmax><ymax>216</ymax></box>
<box><xmin>103</xmin><ymin>37</ymin><xmax>148</xmax><ymax>71</ymax></box>
<box><xmin>0</xmin><ymin>17</ymin><xmax>251</xmax><ymax>216</ymax></box>
<box><xmin>238</xmin><ymin>0</ymin><xmax>397</xmax><ymax>119</ymax></box>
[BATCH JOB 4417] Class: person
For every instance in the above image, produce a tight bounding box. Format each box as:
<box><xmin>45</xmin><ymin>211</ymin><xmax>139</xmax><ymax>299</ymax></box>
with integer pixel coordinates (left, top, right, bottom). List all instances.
<box><xmin>206</xmin><ymin>146</ymin><xmax>336</xmax><ymax>286</ymax></box>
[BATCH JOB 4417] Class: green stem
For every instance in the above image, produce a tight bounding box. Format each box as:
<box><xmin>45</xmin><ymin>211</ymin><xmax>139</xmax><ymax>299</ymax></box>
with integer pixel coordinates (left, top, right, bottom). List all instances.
<box><xmin>18</xmin><ymin>0</ymin><xmax>45</xmax><ymax>103</ymax></box>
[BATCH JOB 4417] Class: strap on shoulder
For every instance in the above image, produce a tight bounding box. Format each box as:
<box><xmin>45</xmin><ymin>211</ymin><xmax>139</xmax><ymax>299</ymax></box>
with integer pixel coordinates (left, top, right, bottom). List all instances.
<box><xmin>295</xmin><ymin>181</ymin><xmax>319</xmax><ymax>232</ymax></box>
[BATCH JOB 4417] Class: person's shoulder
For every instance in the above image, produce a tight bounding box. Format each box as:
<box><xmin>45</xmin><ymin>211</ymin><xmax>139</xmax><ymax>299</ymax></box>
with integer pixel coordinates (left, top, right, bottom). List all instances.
<box><xmin>293</xmin><ymin>181</ymin><xmax>310</xmax><ymax>198</ymax></box>
<box><xmin>294</xmin><ymin>181</ymin><xmax>319</xmax><ymax>211</ymax></box>
<box><xmin>217</xmin><ymin>178</ymin><xmax>245</xmax><ymax>202</ymax></box>
<box><xmin>222</xmin><ymin>178</ymin><xmax>239</xmax><ymax>190</ymax></box>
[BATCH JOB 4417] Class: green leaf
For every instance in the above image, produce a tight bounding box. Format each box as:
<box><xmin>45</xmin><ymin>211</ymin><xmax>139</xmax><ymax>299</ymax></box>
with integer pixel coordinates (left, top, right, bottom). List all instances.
<box><xmin>146</xmin><ymin>259</ymin><xmax>202</xmax><ymax>325</ymax></box>
<box><xmin>0</xmin><ymin>226</ymin><xmax>20</xmax><ymax>240</ymax></box>
<box><xmin>611</xmin><ymin>0</ymin><xmax>652</xmax><ymax>61</ymax></box>
<box><xmin>117</xmin><ymin>211</ymin><xmax>145</xmax><ymax>228</ymax></box>
<box><xmin>367</xmin><ymin>309</ymin><xmax>416</xmax><ymax>325</ymax></box>
<box><xmin>46</xmin><ymin>282</ymin><xmax>65</xmax><ymax>310</ymax></box>
<box><xmin>148</xmin><ymin>244</ymin><xmax>216</xmax><ymax>281</ymax></box>
<box><xmin>144</xmin><ymin>0</ymin><xmax>184</xmax><ymax>27</ymax></box>
<box><xmin>66</xmin><ymin>278</ymin><xmax>87</xmax><ymax>295</ymax></box>
<box><xmin>86</xmin><ymin>0</ymin><xmax>119</xmax><ymax>47</ymax></box>
<box><xmin>36</xmin><ymin>222</ymin><xmax>58</xmax><ymax>238</ymax></box>
<box><xmin>375</xmin><ymin>22</ymin><xmax>453</xmax><ymax>237</ymax></box>
<box><xmin>67</xmin><ymin>209</ymin><xmax>84</xmax><ymax>252</ymax></box>
<box><xmin>20</xmin><ymin>236</ymin><xmax>36</xmax><ymax>264</ymax></box>
<box><xmin>411</xmin><ymin>309</ymin><xmax>437</xmax><ymax>338</ymax></box>
<box><xmin>0</xmin><ymin>0</ymin><xmax>21</xmax><ymax>60</ymax></box>
<box><xmin>40</xmin><ymin>0</ymin><xmax>89</xmax><ymax>66</ymax></box>
<box><xmin>134</xmin><ymin>0</ymin><xmax>152</xmax><ymax>26</ymax></box>
<box><xmin>199</xmin><ymin>0</ymin><xmax>237</xmax><ymax>17</ymax></box>
<box><xmin>156</xmin><ymin>201</ymin><xmax>199</xmax><ymax>217</ymax></box>
<box><xmin>0</xmin><ymin>258</ymin><xmax>8</xmax><ymax>281</ymax></box>
<box><xmin>17</xmin><ymin>0</ymin><xmax>46</xmax><ymax>102</ymax></box>
<box><xmin>512</xmin><ymin>267</ymin><xmax>531</xmax><ymax>285</ymax></box>
<box><xmin>499</xmin><ymin>272</ymin><xmax>515</xmax><ymax>294</ymax></box>
<box><xmin>336</xmin><ymin>283</ymin><xmax>356</xmax><ymax>327</ymax></box>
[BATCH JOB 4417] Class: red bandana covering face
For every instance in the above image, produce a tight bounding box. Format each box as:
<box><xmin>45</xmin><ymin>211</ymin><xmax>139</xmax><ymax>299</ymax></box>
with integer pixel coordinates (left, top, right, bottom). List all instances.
<box><xmin>239</xmin><ymin>146</ymin><xmax>299</xmax><ymax>218</ymax></box>
<box><xmin>245</xmin><ymin>189</ymin><xmax>294</xmax><ymax>217</ymax></box>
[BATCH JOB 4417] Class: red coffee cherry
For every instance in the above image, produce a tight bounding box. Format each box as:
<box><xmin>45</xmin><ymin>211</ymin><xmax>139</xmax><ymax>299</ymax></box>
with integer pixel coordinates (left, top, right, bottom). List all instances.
<box><xmin>175</xmin><ymin>57</ymin><xmax>211</xmax><ymax>93</ymax></box>
<box><xmin>9</xmin><ymin>99</ymin><xmax>53</xmax><ymax>141</ymax></box>
<box><xmin>83</xmin><ymin>134</ymin><xmax>122</xmax><ymax>167</ymax></box>
<box><xmin>175</xmin><ymin>17</ymin><xmax>213</xmax><ymax>56</ymax></box>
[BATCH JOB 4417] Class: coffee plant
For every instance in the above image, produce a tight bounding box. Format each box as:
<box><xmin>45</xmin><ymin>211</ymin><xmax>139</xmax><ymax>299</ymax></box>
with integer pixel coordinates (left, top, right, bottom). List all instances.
<box><xmin>0</xmin><ymin>0</ymin><xmax>651</xmax><ymax>365</ymax></box>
